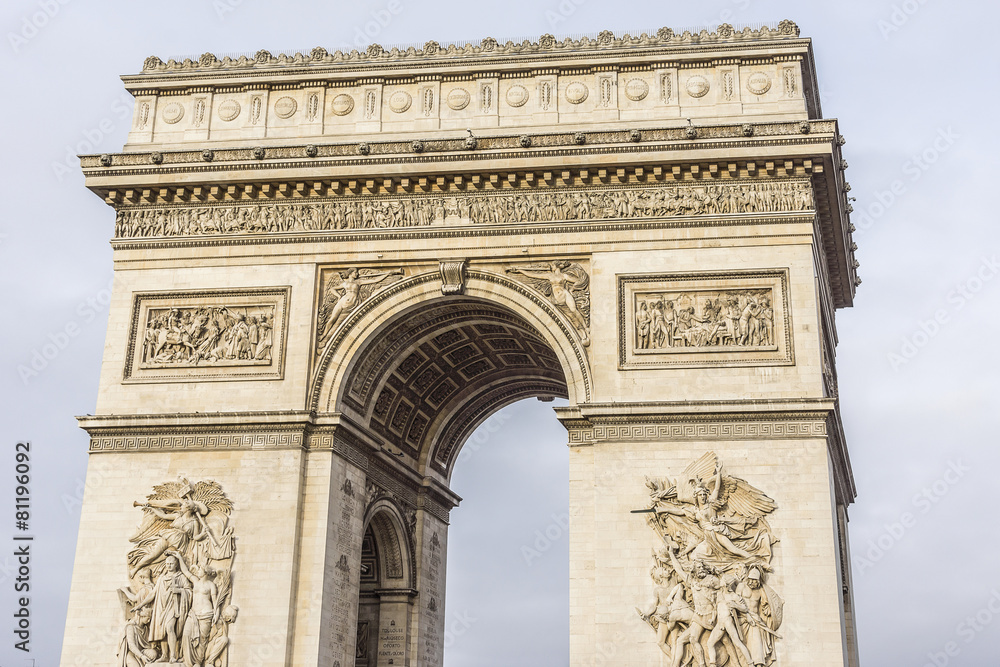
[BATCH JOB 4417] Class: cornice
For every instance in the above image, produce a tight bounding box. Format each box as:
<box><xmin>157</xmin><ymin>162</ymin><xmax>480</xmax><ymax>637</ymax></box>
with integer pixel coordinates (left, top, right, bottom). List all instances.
<box><xmin>83</xmin><ymin>121</ymin><xmax>838</xmax><ymax>183</ymax></box>
<box><xmin>130</xmin><ymin>22</ymin><xmax>803</xmax><ymax>82</ymax></box>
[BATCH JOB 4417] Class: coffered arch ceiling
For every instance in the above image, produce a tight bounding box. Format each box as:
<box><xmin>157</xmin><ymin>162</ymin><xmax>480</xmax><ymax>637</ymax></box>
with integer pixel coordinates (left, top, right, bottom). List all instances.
<box><xmin>338</xmin><ymin>297</ymin><xmax>568</xmax><ymax>480</ymax></box>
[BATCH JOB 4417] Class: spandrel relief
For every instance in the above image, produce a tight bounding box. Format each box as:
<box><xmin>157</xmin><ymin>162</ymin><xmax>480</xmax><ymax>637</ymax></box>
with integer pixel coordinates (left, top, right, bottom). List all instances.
<box><xmin>506</xmin><ymin>261</ymin><xmax>590</xmax><ymax>346</ymax></box>
<box><xmin>125</xmin><ymin>288</ymin><xmax>289</xmax><ymax>383</ymax></box>
<box><xmin>619</xmin><ymin>271</ymin><xmax>792</xmax><ymax>369</ymax></box>
<box><xmin>113</xmin><ymin>181</ymin><xmax>815</xmax><ymax>239</ymax></box>
<box><xmin>118</xmin><ymin>478</ymin><xmax>238</xmax><ymax>667</ymax></box>
<box><xmin>316</xmin><ymin>267</ymin><xmax>405</xmax><ymax>355</ymax></box>
<box><xmin>634</xmin><ymin>453</ymin><xmax>782</xmax><ymax>667</ymax></box>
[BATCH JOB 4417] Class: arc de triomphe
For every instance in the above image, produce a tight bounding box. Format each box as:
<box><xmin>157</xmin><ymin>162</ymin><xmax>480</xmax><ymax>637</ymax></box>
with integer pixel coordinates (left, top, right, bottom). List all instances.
<box><xmin>63</xmin><ymin>22</ymin><xmax>861</xmax><ymax>667</ymax></box>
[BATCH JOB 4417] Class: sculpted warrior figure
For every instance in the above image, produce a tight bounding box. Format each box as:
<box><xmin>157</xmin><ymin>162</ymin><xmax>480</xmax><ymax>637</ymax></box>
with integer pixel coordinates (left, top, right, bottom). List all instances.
<box><xmin>667</xmin><ymin>546</ymin><xmax>721</xmax><ymax>667</ymax></box>
<box><xmin>636</xmin><ymin>565</ymin><xmax>693</xmax><ymax>657</ymax></box>
<box><xmin>506</xmin><ymin>261</ymin><xmax>591</xmax><ymax>346</ymax></box>
<box><xmin>636</xmin><ymin>453</ymin><xmax>781</xmax><ymax>664</ymax></box>
<box><xmin>735</xmin><ymin>565</ymin><xmax>783</xmax><ymax>667</ymax></box>
<box><xmin>118</xmin><ymin>605</ymin><xmax>158</xmax><ymax>667</ymax></box>
<box><xmin>636</xmin><ymin>301</ymin><xmax>651</xmax><ymax>349</ymax></box>
<box><xmin>316</xmin><ymin>268</ymin><xmax>404</xmax><ymax>351</ymax></box>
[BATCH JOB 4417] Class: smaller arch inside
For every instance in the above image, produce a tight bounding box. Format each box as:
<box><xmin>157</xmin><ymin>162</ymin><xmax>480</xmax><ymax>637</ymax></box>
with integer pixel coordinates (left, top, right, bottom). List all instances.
<box><xmin>356</xmin><ymin>502</ymin><xmax>414</xmax><ymax>667</ymax></box>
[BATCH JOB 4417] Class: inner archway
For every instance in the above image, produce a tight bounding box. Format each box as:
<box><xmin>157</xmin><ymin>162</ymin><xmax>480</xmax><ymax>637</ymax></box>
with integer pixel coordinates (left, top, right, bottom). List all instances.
<box><xmin>443</xmin><ymin>398</ymin><xmax>571</xmax><ymax>667</ymax></box>
<box><xmin>333</xmin><ymin>289</ymin><xmax>579</xmax><ymax>667</ymax></box>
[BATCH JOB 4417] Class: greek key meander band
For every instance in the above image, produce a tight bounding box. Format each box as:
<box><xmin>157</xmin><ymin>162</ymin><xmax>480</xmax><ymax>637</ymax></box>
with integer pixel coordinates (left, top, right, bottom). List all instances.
<box><xmin>89</xmin><ymin>420</ymin><xmax>827</xmax><ymax>452</ymax></box>
<box><xmin>567</xmin><ymin>421</ymin><xmax>827</xmax><ymax>444</ymax></box>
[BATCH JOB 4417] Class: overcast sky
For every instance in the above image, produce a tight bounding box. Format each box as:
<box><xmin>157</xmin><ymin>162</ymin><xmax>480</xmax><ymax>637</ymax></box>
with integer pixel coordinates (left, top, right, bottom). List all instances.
<box><xmin>1</xmin><ymin>1</ymin><xmax>997</xmax><ymax>665</ymax></box>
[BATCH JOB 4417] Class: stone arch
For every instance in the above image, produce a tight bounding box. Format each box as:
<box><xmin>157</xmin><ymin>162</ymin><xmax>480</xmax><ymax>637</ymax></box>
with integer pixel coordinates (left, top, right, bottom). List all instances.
<box><xmin>357</xmin><ymin>499</ymin><xmax>415</xmax><ymax>666</ymax></box>
<box><xmin>363</xmin><ymin>498</ymin><xmax>414</xmax><ymax>589</ymax></box>
<box><xmin>310</xmin><ymin>268</ymin><xmax>591</xmax><ymax>480</ymax></box>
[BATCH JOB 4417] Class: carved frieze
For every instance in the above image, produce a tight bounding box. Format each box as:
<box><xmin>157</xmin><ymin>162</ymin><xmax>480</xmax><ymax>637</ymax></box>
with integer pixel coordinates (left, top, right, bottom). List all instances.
<box><xmin>113</xmin><ymin>180</ymin><xmax>814</xmax><ymax>239</ymax></box>
<box><xmin>635</xmin><ymin>453</ymin><xmax>782</xmax><ymax>666</ymax></box>
<box><xmin>316</xmin><ymin>268</ymin><xmax>405</xmax><ymax>356</ymax></box>
<box><xmin>124</xmin><ymin>287</ymin><xmax>289</xmax><ymax>382</ymax></box>
<box><xmin>619</xmin><ymin>270</ymin><xmax>792</xmax><ymax>369</ymax></box>
<box><xmin>119</xmin><ymin>478</ymin><xmax>238</xmax><ymax>667</ymax></box>
<box><xmin>506</xmin><ymin>261</ymin><xmax>590</xmax><ymax>346</ymax></box>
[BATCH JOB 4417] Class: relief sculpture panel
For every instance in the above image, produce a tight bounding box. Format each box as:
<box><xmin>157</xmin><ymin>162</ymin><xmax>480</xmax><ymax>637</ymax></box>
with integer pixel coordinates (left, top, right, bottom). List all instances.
<box><xmin>118</xmin><ymin>478</ymin><xmax>238</xmax><ymax>667</ymax></box>
<box><xmin>113</xmin><ymin>181</ymin><xmax>814</xmax><ymax>239</ymax></box>
<box><xmin>635</xmin><ymin>453</ymin><xmax>782</xmax><ymax>667</ymax></box>
<box><xmin>124</xmin><ymin>287</ymin><xmax>289</xmax><ymax>382</ymax></box>
<box><xmin>618</xmin><ymin>271</ymin><xmax>791</xmax><ymax>369</ymax></box>
<box><xmin>315</xmin><ymin>267</ymin><xmax>406</xmax><ymax>357</ymax></box>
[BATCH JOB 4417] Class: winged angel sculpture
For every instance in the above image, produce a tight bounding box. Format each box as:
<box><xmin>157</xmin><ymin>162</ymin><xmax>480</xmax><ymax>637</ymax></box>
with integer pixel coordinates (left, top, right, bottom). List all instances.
<box><xmin>117</xmin><ymin>478</ymin><xmax>238</xmax><ymax>667</ymax></box>
<box><xmin>506</xmin><ymin>261</ymin><xmax>591</xmax><ymax>346</ymax></box>
<box><xmin>316</xmin><ymin>268</ymin><xmax>404</xmax><ymax>354</ymax></box>
<box><xmin>635</xmin><ymin>453</ymin><xmax>783</xmax><ymax>667</ymax></box>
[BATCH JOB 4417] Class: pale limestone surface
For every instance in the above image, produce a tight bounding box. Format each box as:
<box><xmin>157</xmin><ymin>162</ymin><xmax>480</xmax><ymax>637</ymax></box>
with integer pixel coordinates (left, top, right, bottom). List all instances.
<box><xmin>64</xmin><ymin>23</ymin><xmax>860</xmax><ymax>667</ymax></box>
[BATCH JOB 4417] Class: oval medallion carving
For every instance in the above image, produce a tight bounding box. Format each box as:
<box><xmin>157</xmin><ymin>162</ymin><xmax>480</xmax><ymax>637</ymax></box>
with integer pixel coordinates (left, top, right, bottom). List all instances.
<box><xmin>565</xmin><ymin>82</ymin><xmax>589</xmax><ymax>105</ymax></box>
<box><xmin>331</xmin><ymin>94</ymin><xmax>355</xmax><ymax>116</ymax></box>
<box><xmin>624</xmin><ymin>78</ymin><xmax>649</xmax><ymax>101</ymax></box>
<box><xmin>161</xmin><ymin>102</ymin><xmax>184</xmax><ymax>124</ymax></box>
<box><xmin>506</xmin><ymin>85</ymin><xmax>529</xmax><ymax>108</ymax></box>
<box><xmin>446</xmin><ymin>88</ymin><xmax>471</xmax><ymax>111</ymax></box>
<box><xmin>389</xmin><ymin>90</ymin><xmax>412</xmax><ymax>113</ymax></box>
<box><xmin>685</xmin><ymin>75</ymin><xmax>711</xmax><ymax>98</ymax></box>
<box><xmin>218</xmin><ymin>99</ymin><xmax>241</xmax><ymax>122</ymax></box>
<box><xmin>274</xmin><ymin>96</ymin><xmax>298</xmax><ymax>119</ymax></box>
<box><xmin>746</xmin><ymin>72</ymin><xmax>772</xmax><ymax>96</ymax></box>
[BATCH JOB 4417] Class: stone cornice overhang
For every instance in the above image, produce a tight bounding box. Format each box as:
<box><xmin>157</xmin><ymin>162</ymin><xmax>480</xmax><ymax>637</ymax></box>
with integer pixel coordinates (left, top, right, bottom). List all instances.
<box><xmin>554</xmin><ymin>397</ymin><xmax>856</xmax><ymax>505</ymax></box>
<box><xmin>77</xmin><ymin>410</ymin><xmax>462</xmax><ymax>509</ymax></box>
<box><xmin>124</xmin><ymin>31</ymin><xmax>816</xmax><ymax>113</ymax></box>
<box><xmin>82</xmin><ymin>118</ymin><xmax>855</xmax><ymax>307</ymax></box>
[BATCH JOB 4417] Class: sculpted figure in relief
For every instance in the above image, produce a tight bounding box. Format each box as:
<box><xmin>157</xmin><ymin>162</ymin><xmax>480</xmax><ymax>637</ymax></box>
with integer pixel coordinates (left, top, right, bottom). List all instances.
<box><xmin>114</xmin><ymin>182</ymin><xmax>815</xmax><ymax>239</ymax></box>
<box><xmin>506</xmin><ymin>261</ymin><xmax>591</xmax><ymax>346</ymax></box>
<box><xmin>119</xmin><ymin>478</ymin><xmax>237</xmax><ymax>667</ymax></box>
<box><xmin>635</xmin><ymin>453</ymin><xmax>782</xmax><ymax>666</ymax></box>
<box><xmin>636</xmin><ymin>290</ymin><xmax>774</xmax><ymax>351</ymax></box>
<box><xmin>316</xmin><ymin>268</ymin><xmax>404</xmax><ymax>353</ymax></box>
<box><xmin>141</xmin><ymin>305</ymin><xmax>274</xmax><ymax>367</ymax></box>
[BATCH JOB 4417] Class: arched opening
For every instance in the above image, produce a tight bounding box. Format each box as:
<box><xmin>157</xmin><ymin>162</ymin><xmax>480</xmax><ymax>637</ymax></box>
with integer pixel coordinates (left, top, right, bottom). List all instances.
<box><xmin>330</xmin><ymin>294</ymin><xmax>575</xmax><ymax>482</ymax></box>
<box><xmin>322</xmin><ymin>279</ymin><xmax>585</xmax><ymax>667</ymax></box>
<box><xmin>356</xmin><ymin>502</ymin><xmax>415</xmax><ymax>667</ymax></box>
<box><xmin>443</xmin><ymin>398</ymin><xmax>570</xmax><ymax>667</ymax></box>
